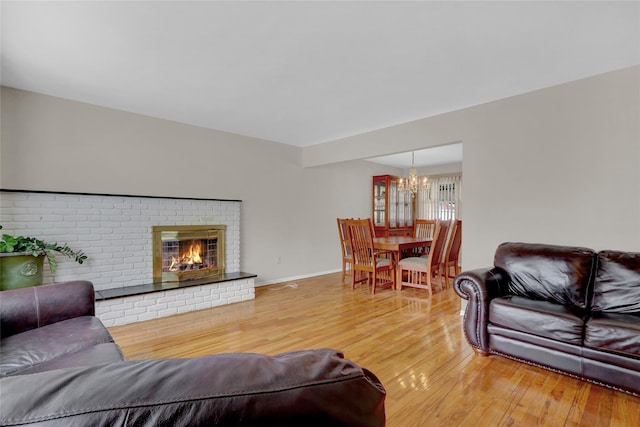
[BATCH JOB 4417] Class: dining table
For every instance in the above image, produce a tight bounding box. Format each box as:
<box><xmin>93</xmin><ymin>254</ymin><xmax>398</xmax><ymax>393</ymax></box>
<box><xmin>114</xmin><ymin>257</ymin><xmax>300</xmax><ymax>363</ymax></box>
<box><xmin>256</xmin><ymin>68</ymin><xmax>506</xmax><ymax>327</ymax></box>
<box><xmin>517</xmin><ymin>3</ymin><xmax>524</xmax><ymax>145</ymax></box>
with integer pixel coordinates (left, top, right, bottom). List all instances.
<box><xmin>373</xmin><ymin>235</ymin><xmax>432</xmax><ymax>289</ymax></box>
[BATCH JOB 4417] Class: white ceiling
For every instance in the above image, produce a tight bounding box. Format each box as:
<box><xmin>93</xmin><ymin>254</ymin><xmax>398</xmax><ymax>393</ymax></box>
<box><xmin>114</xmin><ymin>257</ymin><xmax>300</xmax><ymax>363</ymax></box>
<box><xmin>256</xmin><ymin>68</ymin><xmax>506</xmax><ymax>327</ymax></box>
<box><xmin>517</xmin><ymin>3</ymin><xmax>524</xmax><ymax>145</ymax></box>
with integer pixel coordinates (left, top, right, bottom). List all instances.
<box><xmin>1</xmin><ymin>1</ymin><xmax>638</xmax><ymax>167</ymax></box>
<box><xmin>366</xmin><ymin>143</ymin><xmax>463</xmax><ymax>169</ymax></box>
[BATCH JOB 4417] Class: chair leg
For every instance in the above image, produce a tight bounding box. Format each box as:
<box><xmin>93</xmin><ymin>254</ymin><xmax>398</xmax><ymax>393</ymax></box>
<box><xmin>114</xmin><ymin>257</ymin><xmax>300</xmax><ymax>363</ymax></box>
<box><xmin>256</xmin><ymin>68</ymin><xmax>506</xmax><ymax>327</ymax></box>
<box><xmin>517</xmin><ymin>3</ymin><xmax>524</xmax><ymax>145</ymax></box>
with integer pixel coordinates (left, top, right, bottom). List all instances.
<box><xmin>371</xmin><ymin>270</ymin><xmax>376</xmax><ymax>294</ymax></box>
<box><xmin>423</xmin><ymin>270</ymin><xmax>433</xmax><ymax>296</ymax></box>
<box><xmin>443</xmin><ymin>262</ymin><xmax>460</xmax><ymax>288</ymax></box>
<box><xmin>403</xmin><ymin>270</ymin><xmax>410</xmax><ymax>290</ymax></box>
<box><xmin>442</xmin><ymin>262</ymin><xmax>449</xmax><ymax>288</ymax></box>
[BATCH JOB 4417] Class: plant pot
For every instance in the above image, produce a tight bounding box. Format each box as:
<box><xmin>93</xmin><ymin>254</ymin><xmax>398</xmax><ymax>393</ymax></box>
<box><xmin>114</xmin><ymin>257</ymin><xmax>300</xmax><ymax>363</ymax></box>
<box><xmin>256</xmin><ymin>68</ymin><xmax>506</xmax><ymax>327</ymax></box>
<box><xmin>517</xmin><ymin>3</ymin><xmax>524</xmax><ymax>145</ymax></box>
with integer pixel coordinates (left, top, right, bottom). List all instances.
<box><xmin>0</xmin><ymin>253</ymin><xmax>45</xmax><ymax>291</ymax></box>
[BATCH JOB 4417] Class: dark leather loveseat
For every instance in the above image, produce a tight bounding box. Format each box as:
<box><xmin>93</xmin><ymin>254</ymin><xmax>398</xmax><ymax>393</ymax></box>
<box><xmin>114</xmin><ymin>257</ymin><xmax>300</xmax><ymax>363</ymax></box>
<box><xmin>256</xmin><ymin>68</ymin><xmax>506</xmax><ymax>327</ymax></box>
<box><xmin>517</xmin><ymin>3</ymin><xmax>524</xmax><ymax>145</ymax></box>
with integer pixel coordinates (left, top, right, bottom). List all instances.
<box><xmin>0</xmin><ymin>281</ymin><xmax>386</xmax><ymax>426</ymax></box>
<box><xmin>454</xmin><ymin>242</ymin><xmax>640</xmax><ymax>396</ymax></box>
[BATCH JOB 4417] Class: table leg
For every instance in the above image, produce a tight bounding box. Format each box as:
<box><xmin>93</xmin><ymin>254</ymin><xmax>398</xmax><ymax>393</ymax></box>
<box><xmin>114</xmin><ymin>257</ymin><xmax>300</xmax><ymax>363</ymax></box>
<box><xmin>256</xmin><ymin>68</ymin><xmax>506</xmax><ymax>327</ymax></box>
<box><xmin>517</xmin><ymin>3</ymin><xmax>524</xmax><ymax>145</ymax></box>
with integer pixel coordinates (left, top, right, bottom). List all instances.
<box><xmin>395</xmin><ymin>250</ymin><xmax>402</xmax><ymax>290</ymax></box>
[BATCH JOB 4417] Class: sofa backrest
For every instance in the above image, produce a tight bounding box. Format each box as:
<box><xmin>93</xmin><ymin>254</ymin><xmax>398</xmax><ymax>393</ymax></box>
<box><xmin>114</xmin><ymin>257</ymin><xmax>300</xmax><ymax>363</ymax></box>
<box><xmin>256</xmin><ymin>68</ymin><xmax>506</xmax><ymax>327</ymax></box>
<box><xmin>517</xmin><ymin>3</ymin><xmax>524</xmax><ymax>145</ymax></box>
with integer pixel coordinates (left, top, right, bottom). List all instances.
<box><xmin>592</xmin><ymin>250</ymin><xmax>640</xmax><ymax>314</ymax></box>
<box><xmin>0</xmin><ymin>281</ymin><xmax>95</xmax><ymax>338</ymax></box>
<box><xmin>494</xmin><ymin>242</ymin><xmax>596</xmax><ymax>310</ymax></box>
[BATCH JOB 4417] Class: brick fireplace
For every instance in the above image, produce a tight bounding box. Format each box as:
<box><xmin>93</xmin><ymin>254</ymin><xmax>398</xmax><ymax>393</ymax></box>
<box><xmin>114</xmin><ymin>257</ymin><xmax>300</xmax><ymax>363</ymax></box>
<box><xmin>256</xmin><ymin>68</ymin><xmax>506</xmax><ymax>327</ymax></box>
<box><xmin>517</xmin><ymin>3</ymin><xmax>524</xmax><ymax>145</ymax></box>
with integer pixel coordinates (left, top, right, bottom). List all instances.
<box><xmin>0</xmin><ymin>190</ymin><xmax>255</xmax><ymax>326</ymax></box>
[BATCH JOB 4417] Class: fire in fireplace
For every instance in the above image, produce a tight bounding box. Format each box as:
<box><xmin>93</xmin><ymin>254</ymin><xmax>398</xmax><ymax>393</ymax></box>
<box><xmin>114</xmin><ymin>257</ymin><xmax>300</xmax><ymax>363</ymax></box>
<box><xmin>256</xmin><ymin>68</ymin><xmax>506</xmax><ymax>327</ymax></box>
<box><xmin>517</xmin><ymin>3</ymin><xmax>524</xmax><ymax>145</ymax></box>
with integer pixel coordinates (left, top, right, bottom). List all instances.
<box><xmin>152</xmin><ymin>225</ymin><xmax>225</xmax><ymax>283</ymax></box>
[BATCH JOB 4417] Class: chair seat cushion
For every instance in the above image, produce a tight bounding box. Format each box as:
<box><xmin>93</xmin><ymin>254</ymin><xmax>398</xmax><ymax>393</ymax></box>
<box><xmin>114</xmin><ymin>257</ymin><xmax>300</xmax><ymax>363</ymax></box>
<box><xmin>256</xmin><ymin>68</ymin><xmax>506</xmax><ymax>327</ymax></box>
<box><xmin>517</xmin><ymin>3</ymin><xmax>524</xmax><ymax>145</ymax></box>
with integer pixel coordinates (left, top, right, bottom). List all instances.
<box><xmin>490</xmin><ymin>296</ymin><xmax>585</xmax><ymax>345</ymax></box>
<box><xmin>398</xmin><ymin>257</ymin><xmax>426</xmax><ymax>270</ymax></box>
<box><xmin>376</xmin><ymin>258</ymin><xmax>391</xmax><ymax>267</ymax></box>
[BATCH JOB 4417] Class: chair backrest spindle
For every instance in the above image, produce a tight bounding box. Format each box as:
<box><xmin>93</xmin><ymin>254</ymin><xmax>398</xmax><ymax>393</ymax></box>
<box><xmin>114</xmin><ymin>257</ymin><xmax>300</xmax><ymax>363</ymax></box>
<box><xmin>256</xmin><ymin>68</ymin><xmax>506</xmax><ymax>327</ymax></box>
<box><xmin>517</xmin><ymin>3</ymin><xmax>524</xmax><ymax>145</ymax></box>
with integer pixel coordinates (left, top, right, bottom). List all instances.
<box><xmin>414</xmin><ymin>219</ymin><xmax>436</xmax><ymax>240</ymax></box>
<box><xmin>429</xmin><ymin>220</ymin><xmax>451</xmax><ymax>270</ymax></box>
<box><xmin>348</xmin><ymin>219</ymin><xmax>375</xmax><ymax>268</ymax></box>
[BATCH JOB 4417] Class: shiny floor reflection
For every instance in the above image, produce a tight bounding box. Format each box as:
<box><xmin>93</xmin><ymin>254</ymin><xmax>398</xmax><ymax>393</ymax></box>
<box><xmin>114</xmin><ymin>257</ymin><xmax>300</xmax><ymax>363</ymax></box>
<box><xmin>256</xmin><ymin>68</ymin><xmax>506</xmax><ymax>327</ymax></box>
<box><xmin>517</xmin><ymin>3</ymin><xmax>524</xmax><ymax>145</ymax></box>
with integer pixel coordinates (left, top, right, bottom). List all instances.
<box><xmin>110</xmin><ymin>272</ymin><xmax>640</xmax><ymax>427</ymax></box>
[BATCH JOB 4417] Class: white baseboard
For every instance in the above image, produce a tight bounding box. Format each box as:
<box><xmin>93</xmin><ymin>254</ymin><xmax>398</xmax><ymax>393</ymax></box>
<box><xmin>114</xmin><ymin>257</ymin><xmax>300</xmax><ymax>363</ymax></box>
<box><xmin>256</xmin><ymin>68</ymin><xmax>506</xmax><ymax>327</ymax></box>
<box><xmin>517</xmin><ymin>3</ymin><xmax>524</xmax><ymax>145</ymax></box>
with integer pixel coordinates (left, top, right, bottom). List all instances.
<box><xmin>254</xmin><ymin>269</ymin><xmax>341</xmax><ymax>287</ymax></box>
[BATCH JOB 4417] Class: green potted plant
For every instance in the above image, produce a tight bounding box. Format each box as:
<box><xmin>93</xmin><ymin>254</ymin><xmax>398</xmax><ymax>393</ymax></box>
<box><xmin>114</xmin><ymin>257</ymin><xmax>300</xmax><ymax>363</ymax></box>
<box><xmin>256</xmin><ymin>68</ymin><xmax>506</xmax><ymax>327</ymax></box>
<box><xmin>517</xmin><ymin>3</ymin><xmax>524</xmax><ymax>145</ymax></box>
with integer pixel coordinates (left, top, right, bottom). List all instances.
<box><xmin>0</xmin><ymin>226</ymin><xmax>87</xmax><ymax>290</ymax></box>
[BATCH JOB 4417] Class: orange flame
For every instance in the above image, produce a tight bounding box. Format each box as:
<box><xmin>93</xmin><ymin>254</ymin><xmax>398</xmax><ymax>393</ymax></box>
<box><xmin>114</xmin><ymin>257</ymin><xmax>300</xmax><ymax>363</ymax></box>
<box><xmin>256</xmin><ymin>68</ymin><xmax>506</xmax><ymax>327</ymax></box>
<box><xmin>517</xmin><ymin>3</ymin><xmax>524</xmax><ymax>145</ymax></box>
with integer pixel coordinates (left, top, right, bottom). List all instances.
<box><xmin>168</xmin><ymin>241</ymin><xmax>203</xmax><ymax>271</ymax></box>
<box><xmin>185</xmin><ymin>243</ymin><xmax>202</xmax><ymax>264</ymax></box>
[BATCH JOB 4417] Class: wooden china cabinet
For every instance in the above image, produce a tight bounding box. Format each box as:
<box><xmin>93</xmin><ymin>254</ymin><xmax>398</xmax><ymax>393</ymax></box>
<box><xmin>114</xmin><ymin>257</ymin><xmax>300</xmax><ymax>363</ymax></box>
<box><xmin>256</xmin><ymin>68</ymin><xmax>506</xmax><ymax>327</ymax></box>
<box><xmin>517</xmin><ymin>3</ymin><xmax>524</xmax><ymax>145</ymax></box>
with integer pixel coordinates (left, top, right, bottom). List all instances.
<box><xmin>372</xmin><ymin>175</ymin><xmax>415</xmax><ymax>237</ymax></box>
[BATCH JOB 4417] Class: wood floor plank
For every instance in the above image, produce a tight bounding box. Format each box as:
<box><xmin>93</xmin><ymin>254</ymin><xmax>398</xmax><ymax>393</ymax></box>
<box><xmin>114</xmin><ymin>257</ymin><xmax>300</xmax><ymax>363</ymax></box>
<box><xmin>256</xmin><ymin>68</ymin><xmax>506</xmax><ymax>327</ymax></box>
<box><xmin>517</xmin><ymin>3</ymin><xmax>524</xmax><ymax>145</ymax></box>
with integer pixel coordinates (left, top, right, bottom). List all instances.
<box><xmin>108</xmin><ymin>272</ymin><xmax>640</xmax><ymax>426</ymax></box>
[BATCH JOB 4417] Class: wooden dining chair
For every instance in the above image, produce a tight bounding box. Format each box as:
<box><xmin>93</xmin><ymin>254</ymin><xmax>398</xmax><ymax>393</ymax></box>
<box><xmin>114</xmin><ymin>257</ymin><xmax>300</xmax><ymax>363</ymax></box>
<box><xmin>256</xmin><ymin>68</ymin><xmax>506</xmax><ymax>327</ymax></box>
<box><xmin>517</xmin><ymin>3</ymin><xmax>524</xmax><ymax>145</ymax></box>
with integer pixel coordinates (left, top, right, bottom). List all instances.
<box><xmin>346</xmin><ymin>218</ymin><xmax>395</xmax><ymax>294</ymax></box>
<box><xmin>398</xmin><ymin>220</ymin><xmax>451</xmax><ymax>295</ymax></box>
<box><xmin>441</xmin><ymin>219</ymin><xmax>462</xmax><ymax>288</ymax></box>
<box><xmin>409</xmin><ymin>219</ymin><xmax>436</xmax><ymax>256</ymax></box>
<box><xmin>336</xmin><ymin>218</ymin><xmax>353</xmax><ymax>284</ymax></box>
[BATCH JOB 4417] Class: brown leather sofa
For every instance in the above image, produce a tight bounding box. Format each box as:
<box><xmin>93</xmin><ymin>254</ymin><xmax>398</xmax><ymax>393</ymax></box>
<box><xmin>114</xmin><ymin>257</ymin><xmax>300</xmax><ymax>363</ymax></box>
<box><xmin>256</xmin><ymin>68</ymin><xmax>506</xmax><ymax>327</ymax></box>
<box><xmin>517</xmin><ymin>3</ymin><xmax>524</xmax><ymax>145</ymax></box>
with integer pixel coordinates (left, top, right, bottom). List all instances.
<box><xmin>454</xmin><ymin>242</ymin><xmax>640</xmax><ymax>396</ymax></box>
<box><xmin>0</xmin><ymin>281</ymin><xmax>386</xmax><ymax>426</ymax></box>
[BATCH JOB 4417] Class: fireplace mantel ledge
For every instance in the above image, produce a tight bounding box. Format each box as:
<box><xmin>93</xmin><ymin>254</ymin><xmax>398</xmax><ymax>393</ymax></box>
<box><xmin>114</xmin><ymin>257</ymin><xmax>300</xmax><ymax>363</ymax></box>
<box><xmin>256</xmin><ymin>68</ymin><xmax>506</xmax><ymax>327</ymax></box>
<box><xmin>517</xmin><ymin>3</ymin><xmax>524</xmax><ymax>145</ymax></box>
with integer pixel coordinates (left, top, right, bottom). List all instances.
<box><xmin>95</xmin><ymin>272</ymin><xmax>257</xmax><ymax>301</ymax></box>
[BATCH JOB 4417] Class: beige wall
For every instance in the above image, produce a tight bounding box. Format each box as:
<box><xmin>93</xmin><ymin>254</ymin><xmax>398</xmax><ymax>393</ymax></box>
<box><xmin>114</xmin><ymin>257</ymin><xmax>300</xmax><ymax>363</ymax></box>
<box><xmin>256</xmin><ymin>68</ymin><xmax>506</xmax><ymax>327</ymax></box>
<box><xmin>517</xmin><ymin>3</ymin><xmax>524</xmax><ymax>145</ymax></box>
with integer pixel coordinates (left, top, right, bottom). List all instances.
<box><xmin>2</xmin><ymin>65</ymin><xmax>638</xmax><ymax>283</ymax></box>
<box><xmin>0</xmin><ymin>87</ymin><xmax>396</xmax><ymax>285</ymax></box>
<box><xmin>462</xmin><ymin>66</ymin><xmax>639</xmax><ymax>267</ymax></box>
<box><xmin>306</xmin><ymin>65</ymin><xmax>640</xmax><ymax>268</ymax></box>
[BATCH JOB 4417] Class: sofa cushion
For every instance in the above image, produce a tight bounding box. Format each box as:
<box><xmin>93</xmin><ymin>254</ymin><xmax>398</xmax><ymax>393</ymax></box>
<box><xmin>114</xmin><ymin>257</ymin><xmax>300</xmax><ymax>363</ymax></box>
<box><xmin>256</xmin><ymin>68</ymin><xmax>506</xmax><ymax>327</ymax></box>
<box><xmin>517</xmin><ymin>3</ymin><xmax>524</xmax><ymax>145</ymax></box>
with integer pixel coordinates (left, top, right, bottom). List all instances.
<box><xmin>584</xmin><ymin>312</ymin><xmax>640</xmax><ymax>358</ymax></box>
<box><xmin>494</xmin><ymin>242</ymin><xmax>596</xmax><ymax>309</ymax></box>
<box><xmin>490</xmin><ymin>295</ymin><xmax>585</xmax><ymax>345</ymax></box>
<box><xmin>592</xmin><ymin>250</ymin><xmax>640</xmax><ymax>313</ymax></box>
<box><xmin>9</xmin><ymin>343</ymin><xmax>124</xmax><ymax>376</ymax></box>
<box><xmin>0</xmin><ymin>349</ymin><xmax>386</xmax><ymax>427</ymax></box>
<box><xmin>0</xmin><ymin>316</ymin><xmax>115</xmax><ymax>377</ymax></box>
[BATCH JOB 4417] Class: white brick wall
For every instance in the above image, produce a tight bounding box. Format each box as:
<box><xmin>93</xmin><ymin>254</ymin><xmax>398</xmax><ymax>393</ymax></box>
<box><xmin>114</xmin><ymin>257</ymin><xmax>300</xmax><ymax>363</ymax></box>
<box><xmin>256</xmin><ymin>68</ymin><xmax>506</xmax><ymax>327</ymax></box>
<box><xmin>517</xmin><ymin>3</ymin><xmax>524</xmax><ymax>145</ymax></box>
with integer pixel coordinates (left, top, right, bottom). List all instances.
<box><xmin>0</xmin><ymin>191</ymin><xmax>241</xmax><ymax>291</ymax></box>
<box><xmin>95</xmin><ymin>278</ymin><xmax>255</xmax><ymax>327</ymax></box>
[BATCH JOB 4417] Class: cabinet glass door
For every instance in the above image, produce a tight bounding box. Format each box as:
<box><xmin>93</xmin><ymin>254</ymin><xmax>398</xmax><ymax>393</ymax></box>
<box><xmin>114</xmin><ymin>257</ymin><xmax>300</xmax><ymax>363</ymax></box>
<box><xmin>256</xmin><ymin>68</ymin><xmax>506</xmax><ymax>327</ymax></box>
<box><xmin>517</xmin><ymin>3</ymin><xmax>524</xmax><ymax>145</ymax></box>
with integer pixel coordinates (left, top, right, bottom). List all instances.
<box><xmin>402</xmin><ymin>191</ymin><xmax>414</xmax><ymax>227</ymax></box>
<box><xmin>373</xmin><ymin>179</ymin><xmax>386</xmax><ymax>227</ymax></box>
<box><xmin>389</xmin><ymin>180</ymin><xmax>397</xmax><ymax>227</ymax></box>
<box><xmin>397</xmin><ymin>190</ymin><xmax>407</xmax><ymax>227</ymax></box>
<box><xmin>405</xmin><ymin>195</ymin><xmax>413</xmax><ymax>227</ymax></box>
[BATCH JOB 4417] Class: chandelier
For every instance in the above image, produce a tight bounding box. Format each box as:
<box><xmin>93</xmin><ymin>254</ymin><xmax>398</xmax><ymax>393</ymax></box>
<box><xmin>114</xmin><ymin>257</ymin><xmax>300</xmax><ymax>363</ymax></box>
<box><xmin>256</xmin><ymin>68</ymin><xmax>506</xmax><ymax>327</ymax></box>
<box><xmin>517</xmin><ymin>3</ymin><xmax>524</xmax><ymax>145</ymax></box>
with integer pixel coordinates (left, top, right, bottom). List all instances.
<box><xmin>398</xmin><ymin>151</ymin><xmax>428</xmax><ymax>197</ymax></box>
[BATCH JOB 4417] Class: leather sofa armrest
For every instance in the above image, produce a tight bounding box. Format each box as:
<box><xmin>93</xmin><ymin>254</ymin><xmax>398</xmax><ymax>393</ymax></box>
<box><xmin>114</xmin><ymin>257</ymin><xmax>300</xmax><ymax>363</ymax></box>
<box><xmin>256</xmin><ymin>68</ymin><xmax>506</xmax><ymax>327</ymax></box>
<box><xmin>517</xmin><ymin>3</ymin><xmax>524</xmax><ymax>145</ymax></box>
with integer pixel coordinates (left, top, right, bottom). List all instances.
<box><xmin>0</xmin><ymin>281</ymin><xmax>95</xmax><ymax>338</ymax></box>
<box><xmin>454</xmin><ymin>267</ymin><xmax>508</xmax><ymax>353</ymax></box>
<box><xmin>0</xmin><ymin>349</ymin><xmax>386</xmax><ymax>427</ymax></box>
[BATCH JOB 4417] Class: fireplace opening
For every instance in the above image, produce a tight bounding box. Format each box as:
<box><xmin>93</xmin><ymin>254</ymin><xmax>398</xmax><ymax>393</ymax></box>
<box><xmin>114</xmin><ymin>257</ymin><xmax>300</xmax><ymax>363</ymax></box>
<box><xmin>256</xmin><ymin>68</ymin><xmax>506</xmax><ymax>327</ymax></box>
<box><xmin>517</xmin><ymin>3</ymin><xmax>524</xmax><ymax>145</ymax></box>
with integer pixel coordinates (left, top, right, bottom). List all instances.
<box><xmin>152</xmin><ymin>225</ymin><xmax>225</xmax><ymax>283</ymax></box>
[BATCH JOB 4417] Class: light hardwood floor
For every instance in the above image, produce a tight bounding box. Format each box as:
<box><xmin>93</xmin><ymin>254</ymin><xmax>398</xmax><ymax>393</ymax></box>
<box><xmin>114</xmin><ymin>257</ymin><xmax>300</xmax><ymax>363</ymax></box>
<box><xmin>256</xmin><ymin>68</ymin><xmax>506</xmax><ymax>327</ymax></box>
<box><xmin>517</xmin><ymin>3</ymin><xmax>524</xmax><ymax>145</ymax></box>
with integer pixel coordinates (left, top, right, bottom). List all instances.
<box><xmin>109</xmin><ymin>272</ymin><xmax>640</xmax><ymax>427</ymax></box>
